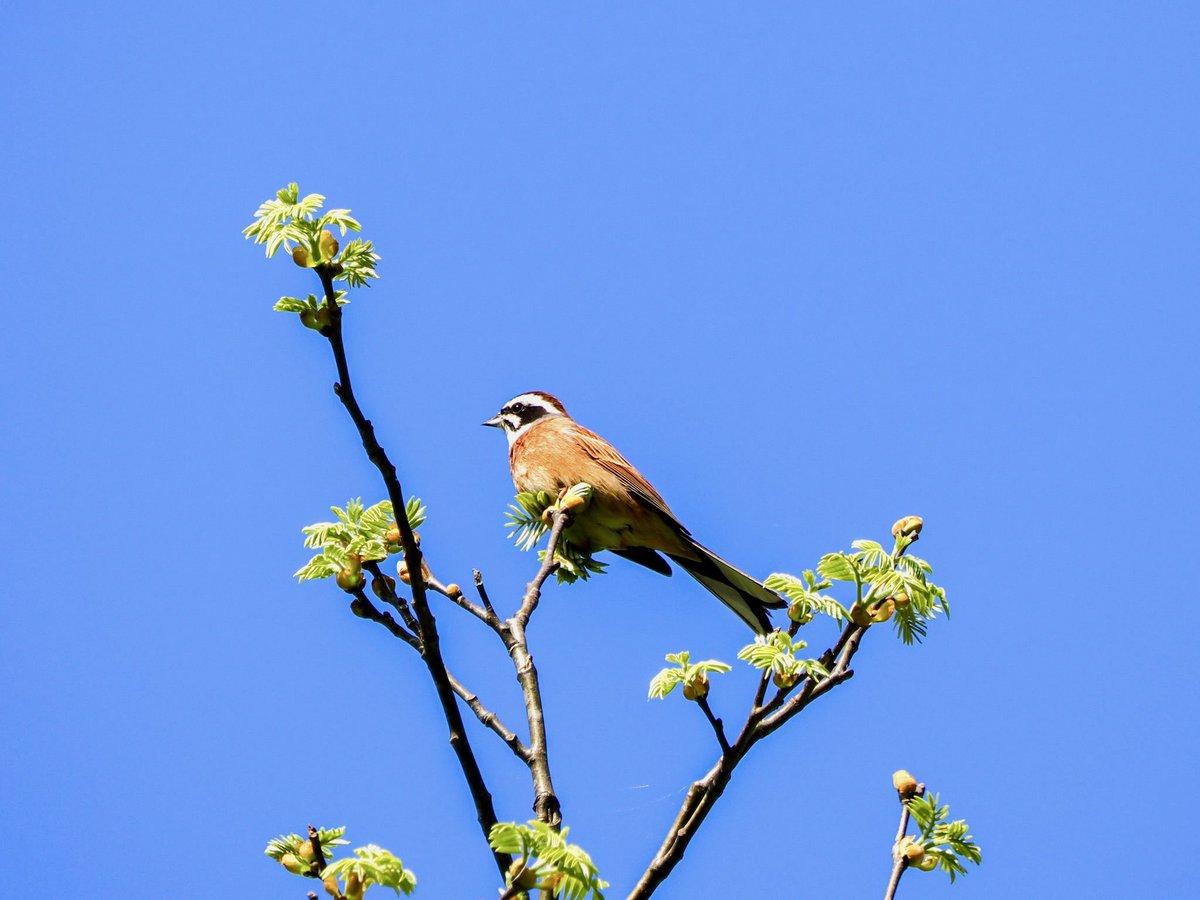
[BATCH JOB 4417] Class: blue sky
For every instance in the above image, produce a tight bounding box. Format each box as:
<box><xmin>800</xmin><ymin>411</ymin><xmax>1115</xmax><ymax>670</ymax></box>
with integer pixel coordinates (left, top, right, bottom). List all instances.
<box><xmin>2</xmin><ymin>3</ymin><xmax>1197</xmax><ymax>897</ymax></box>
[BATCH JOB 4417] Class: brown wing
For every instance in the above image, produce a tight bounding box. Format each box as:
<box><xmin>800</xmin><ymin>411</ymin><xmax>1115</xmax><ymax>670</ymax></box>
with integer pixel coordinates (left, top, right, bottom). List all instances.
<box><xmin>570</xmin><ymin>423</ymin><xmax>692</xmax><ymax>536</ymax></box>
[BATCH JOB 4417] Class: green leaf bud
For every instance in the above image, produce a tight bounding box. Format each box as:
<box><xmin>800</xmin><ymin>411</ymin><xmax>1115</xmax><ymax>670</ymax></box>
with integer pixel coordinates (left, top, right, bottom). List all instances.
<box><xmin>682</xmin><ymin>673</ymin><xmax>709</xmax><ymax>701</ymax></box>
<box><xmin>508</xmin><ymin>858</ymin><xmax>538</xmax><ymax>891</ymax></box>
<box><xmin>319</xmin><ymin>229</ymin><xmax>339</xmax><ymax>261</ymax></box>
<box><xmin>336</xmin><ymin>568</ymin><xmax>364</xmax><ymax>591</ymax></box>
<box><xmin>279</xmin><ymin>853</ymin><xmax>305</xmax><ymax>875</ymax></box>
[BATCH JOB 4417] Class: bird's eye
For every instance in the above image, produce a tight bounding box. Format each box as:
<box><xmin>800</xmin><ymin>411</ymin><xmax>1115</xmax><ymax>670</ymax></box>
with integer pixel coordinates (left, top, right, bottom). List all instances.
<box><xmin>512</xmin><ymin>403</ymin><xmax>526</xmax><ymax>413</ymax></box>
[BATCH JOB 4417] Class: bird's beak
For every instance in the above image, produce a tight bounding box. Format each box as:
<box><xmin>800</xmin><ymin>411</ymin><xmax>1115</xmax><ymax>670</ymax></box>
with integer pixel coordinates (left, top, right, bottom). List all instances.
<box><xmin>482</xmin><ymin>414</ymin><xmax>503</xmax><ymax>428</ymax></box>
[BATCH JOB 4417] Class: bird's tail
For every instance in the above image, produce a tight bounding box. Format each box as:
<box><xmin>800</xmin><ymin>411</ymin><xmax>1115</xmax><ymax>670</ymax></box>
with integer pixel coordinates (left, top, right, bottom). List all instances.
<box><xmin>667</xmin><ymin>543</ymin><xmax>785</xmax><ymax>633</ymax></box>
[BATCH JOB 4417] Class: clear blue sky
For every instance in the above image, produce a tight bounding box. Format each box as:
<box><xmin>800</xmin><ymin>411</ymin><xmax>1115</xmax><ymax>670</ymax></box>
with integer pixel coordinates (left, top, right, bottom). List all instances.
<box><xmin>2</xmin><ymin>3</ymin><xmax>1197</xmax><ymax>898</ymax></box>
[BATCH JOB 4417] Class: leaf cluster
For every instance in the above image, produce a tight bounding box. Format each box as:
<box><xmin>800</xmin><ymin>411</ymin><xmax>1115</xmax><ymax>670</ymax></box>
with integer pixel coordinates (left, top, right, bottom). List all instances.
<box><xmin>736</xmin><ymin>631</ymin><xmax>829</xmax><ymax>685</ymax></box>
<box><xmin>648</xmin><ymin>651</ymin><xmax>732</xmax><ymax>700</ymax></box>
<box><xmin>244</xmin><ymin>183</ymin><xmax>379</xmax><ymax>288</ymax></box>
<box><xmin>274</xmin><ymin>290</ymin><xmax>350</xmax><ymax>313</ymax></box>
<box><xmin>763</xmin><ymin>569</ymin><xmax>848</xmax><ymax>626</ymax></box>
<box><xmin>264</xmin><ymin>826</ymin><xmax>348</xmax><ymax>862</ymax></box>
<box><xmin>505</xmin><ymin>489</ymin><xmax>607</xmax><ymax>584</ymax></box>
<box><xmin>295</xmin><ymin>497</ymin><xmax>426</xmax><ymax>581</ymax></box>
<box><xmin>906</xmin><ymin>792</ymin><xmax>982</xmax><ymax>882</ymax></box>
<box><xmin>323</xmin><ymin>844</ymin><xmax>418</xmax><ymax>897</ymax></box>
<box><xmin>802</xmin><ymin>535</ymin><xmax>947</xmax><ymax>645</ymax></box>
<box><xmin>489</xmin><ymin>821</ymin><xmax>608</xmax><ymax>900</ymax></box>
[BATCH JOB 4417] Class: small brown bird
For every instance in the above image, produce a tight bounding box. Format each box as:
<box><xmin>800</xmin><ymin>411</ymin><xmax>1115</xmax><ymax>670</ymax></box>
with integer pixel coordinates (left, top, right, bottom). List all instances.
<box><xmin>484</xmin><ymin>391</ymin><xmax>785</xmax><ymax>632</ymax></box>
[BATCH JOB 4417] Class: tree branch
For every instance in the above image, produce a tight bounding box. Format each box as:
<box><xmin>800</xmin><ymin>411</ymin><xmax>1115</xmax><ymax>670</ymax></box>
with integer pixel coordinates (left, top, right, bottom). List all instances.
<box><xmin>307</xmin><ymin>825</ymin><xmax>326</xmax><ymax>875</ymax></box>
<box><xmin>494</xmin><ymin>507</ymin><xmax>571</xmax><ymax>829</ymax></box>
<box><xmin>317</xmin><ymin>268</ymin><xmax>508</xmax><ymax>876</ymax></box>
<box><xmin>884</xmin><ymin>790</ymin><xmax>918</xmax><ymax>900</ymax></box>
<box><xmin>426</xmin><ymin>573</ymin><xmax>492</xmax><ymax>624</ymax></box>
<box><xmin>628</xmin><ymin>621</ymin><xmax>869</xmax><ymax>899</ymax></box>
<box><xmin>473</xmin><ymin>569</ymin><xmax>498</xmax><ymax>619</ymax></box>
<box><xmin>695</xmin><ymin>695</ymin><xmax>730</xmax><ymax>755</ymax></box>
<box><xmin>514</xmin><ymin>509</ymin><xmax>570</xmax><ymax>629</ymax></box>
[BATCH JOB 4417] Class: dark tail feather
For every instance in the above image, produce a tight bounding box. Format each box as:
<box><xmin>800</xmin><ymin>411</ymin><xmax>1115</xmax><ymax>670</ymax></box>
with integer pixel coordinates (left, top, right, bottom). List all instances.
<box><xmin>667</xmin><ymin>543</ymin><xmax>785</xmax><ymax>633</ymax></box>
<box><xmin>611</xmin><ymin>547</ymin><xmax>673</xmax><ymax>576</ymax></box>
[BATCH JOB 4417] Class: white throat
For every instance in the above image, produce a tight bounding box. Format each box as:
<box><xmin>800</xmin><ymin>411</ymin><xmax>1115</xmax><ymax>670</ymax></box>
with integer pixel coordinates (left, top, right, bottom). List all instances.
<box><xmin>504</xmin><ymin>417</ymin><xmax>539</xmax><ymax>447</ymax></box>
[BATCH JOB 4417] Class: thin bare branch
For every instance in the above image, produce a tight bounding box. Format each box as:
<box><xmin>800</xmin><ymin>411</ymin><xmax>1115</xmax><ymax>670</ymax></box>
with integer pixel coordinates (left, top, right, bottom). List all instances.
<box><xmin>363</xmin><ymin>561</ymin><xmax>421</xmax><ymax>635</ymax></box>
<box><xmin>349</xmin><ymin>590</ymin><xmax>421</xmax><ymax>651</ymax></box>
<box><xmin>629</xmin><ymin>621</ymin><xmax>869</xmax><ymax>899</ymax></box>
<box><xmin>316</xmin><ymin>268</ymin><xmax>507</xmax><ymax>876</ymax></box>
<box><xmin>352</xmin><ymin>589</ymin><xmax>531</xmax><ymax>762</ymax></box>
<box><xmin>514</xmin><ymin>509</ymin><xmax>570</xmax><ymax>629</ymax></box>
<box><xmin>447</xmin><ymin>673</ymin><xmax>532</xmax><ymax>763</ymax></box>
<box><xmin>496</xmin><ymin>507</ymin><xmax>572</xmax><ymax>829</ymax></box>
<box><xmin>427</xmin><ymin>573</ymin><xmax>492</xmax><ymax>624</ymax></box>
<box><xmin>884</xmin><ymin>784</ymin><xmax>924</xmax><ymax>900</ymax></box>
<box><xmin>473</xmin><ymin>569</ymin><xmax>498</xmax><ymax>619</ymax></box>
<box><xmin>307</xmin><ymin>825</ymin><xmax>326</xmax><ymax>875</ymax></box>
<box><xmin>695</xmin><ymin>695</ymin><xmax>730</xmax><ymax>755</ymax></box>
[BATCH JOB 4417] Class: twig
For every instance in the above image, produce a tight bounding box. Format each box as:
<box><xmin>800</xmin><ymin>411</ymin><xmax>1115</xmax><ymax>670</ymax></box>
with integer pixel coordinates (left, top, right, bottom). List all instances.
<box><xmin>473</xmin><ymin>569</ymin><xmax>498</xmax><ymax>618</ymax></box>
<box><xmin>426</xmin><ymin>574</ymin><xmax>491</xmax><ymax>624</ymax></box>
<box><xmin>349</xmin><ymin>590</ymin><xmax>421</xmax><ymax>651</ymax></box>
<box><xmin>363</xmin><ymin>561</ymin><xmax>421</xmax><ymax>635</ymax></box>
<box><xmin>695</xmin><ymin>695</ymin><xmax>730</xmax><ymax>755</ymax></box>
<box><xmin>308</xmin><ymin>825</ymin><xmax>326</xmax><ymax>875</ymax></box>
<box><xmin>350</xmin><ymin>588</ymin><xmax>531</xmax><ymax>762</ymax></box>
<box><xmin>316</xmin><ymin>269</ymin><xmax>508</xmax><ymax>876</ymax></box>
<box><xmin>884</xmin><ymin>787</ymin><xmax>922</xmax><ymax>900</ymax></box>
<box><xmin>447</xmin><ymin>672</ymin><xmax>532</xmax><ymax>762</ymax></box>
<box><xmin>495</xmin><ymin>507</ymin><xmax>572</xmax><ymax>829</ymax></box>
<box><xmin>628</xmin><ymin>620</ymin><xmax>868</xmax><ymax>899</ymax></box>
<box><xmin>514</xmin><ymin>509</ymin><xmax>570</xmax><ymax>629</ymax></box>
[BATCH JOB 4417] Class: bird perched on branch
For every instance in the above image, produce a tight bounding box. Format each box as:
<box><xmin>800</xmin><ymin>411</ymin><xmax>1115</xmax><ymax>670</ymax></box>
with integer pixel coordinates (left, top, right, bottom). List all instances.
<box><xmin>484</xmin><ymin>391</ymin><xmax>784</xmax><ymax>632</ymax></box>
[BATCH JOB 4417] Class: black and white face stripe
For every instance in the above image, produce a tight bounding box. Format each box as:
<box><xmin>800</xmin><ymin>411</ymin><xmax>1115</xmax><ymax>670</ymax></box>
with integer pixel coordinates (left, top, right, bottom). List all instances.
<box><xmin>483</xmin><ymin>392</ymin><xmax>568</xmax><ymax>445</ymax></box>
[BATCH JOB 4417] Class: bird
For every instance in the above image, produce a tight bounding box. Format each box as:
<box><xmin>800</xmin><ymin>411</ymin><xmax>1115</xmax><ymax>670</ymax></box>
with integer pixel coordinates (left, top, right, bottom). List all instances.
<box><xmin>484</xmin><ymin>391</ymin><xmax>785</xmax><ymax>632</ymax></box>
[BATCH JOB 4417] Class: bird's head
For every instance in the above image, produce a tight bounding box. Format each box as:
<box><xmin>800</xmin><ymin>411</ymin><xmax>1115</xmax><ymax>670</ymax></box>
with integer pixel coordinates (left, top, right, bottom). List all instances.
<box><xmin>483</xmin><ymin>391</ymin><xmax>569</xmax><ymax>444</ymax></box>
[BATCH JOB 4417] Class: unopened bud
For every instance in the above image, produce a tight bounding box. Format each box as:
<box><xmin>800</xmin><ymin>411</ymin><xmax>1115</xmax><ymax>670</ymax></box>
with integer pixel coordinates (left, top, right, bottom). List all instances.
<box><xmin>772</xmin><ymin>669</ymin><xmax>800</xmax><ymax>690</ymax></box>
<box><xmin>336</xmin><ymin>568</ymin><xmax>364</xmax><ymax>591</ymax></box>
<box><xmin>384</xmin><ymin>525</ymin><xmax>401</xmax><ymax>545</ymax></box>
<box><xmin>788</xmin><ymin>602</ymin><xmax>813</xmax><ymax>625</ymax></box>
<box><xmin>445</xmin><ymin>583</ymin><xmax>462</xmax><ymax>597</ymax></box>
<box><xmin>849</xmin><ymin>605</ymin><xmax>874</xmax><ymax>628</ymax></box>
<box><xmin>296</xmin><ymin>840</ymin><xmax>316</xmax><ymax>862</ymax></box>
<box><xmin>292</xmin><ymin>246</ymin><xmax>311</xmax><ymax>268</ymax></box>
<box><xmin>891</xmin><ymin>515</ymin><xmax>923</xmax><ymax>540</ymax></box>
<box><xmin>915</xmin><ymin>854</ymin><xmax>939</xmax><ymax>871</ymax></box>
<box><xmin>319</xmin><ymin>229</ymin><xmax>339</xmax><ymax>260</ymax></box>
<box><xmin>871</xmin><ymin>599</ymin><xmax>896</xmax><ymax>623</ymax></box>
<box><xmin>300</xmin><ymin>309</ymin><xmax>322</xmax><ymax>331</ymax></box>
<box><xmin>682</xmin><ymin>673</ymin><xmax>709</xmax><ymax>701</ymax></box>
<box><xmin>279</xmin><ymin>853</ymin><xmax>305</xmax><ymax>874</ymax></box>
<box><xmin>893</xmin><ymin>769</ymin><xmax>918</xmax><ymax>796</ymax></box>
<box><xmin>371</xmin><ymin>574</ymin><xmax>396</xmax><ymax>600</ymax></box>
<box><xmin>397</xmin><ymin>553</ymin><xmax>431</xmax><ymax>586</ymax></box>
<box><xmin>903</xmin><ymin>839</ymin><xmax>926</xmax><ymax>864</ymax></box>
<box><xmin>507</xmin><ymin>858</ymin><xmax>538</xmax><ymax>891</ymax></box>
<box><xmin>893</xmin><ymin>592</ymin><xmax>910</xmax><ymax>607</ymax></box>
<box><xmin>559</xmin><ymin>484</ymin><xmax>592</xmax><ymax>513</ymax></box>
<box><xmin>322</xmin><ymin>873</ymin><xmax>340</xmax><ymax>897</ymax></box>
<box><xmin>344</xmin><ymin>871</ymin><xmax>363</xmax><ymax>900</ymax></box>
